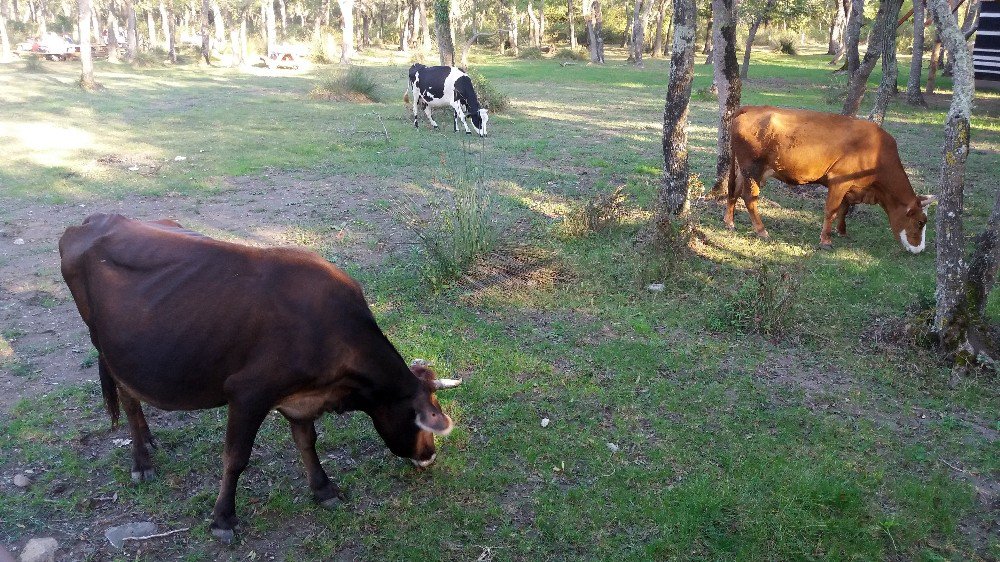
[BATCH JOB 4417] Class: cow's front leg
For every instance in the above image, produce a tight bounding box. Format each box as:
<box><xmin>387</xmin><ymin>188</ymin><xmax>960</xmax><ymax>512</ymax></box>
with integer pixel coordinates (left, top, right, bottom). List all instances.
<box><xmin>412</xmin><ymin>92</ymin><xmax>420</xmax><ymax>128</ymax></box>
<box><xmin>423</xmin><ymin>105</ymin><xmax>439</xmax><ymax>129</ymax></box>
<box><xmin>451</xmin><ymin>102</ymin><xmax>471</xmax><ymax>134</ymax></box>
<box><xmin>283</xmin><ymin>415</ymin><xmax>345</xmax><ymax>508</ymax></box>
<box><xmin>836</xmin><ymin>198</ymin><xmax>851</xmax><ymax>237</ymax></box>
<box><xmin>742</xmin><ymin>177</ymin><xmax>769</xmax><ymax>239</ymax></box>
<box><xmin>211</xmin><ymin>402</ymin><xmax>269</xmax><ymax>543</ymax></box>
<box><xmin>821</xmin><ymin>185</ymin><xmax>849</xmax><ymax>249</ymax></box>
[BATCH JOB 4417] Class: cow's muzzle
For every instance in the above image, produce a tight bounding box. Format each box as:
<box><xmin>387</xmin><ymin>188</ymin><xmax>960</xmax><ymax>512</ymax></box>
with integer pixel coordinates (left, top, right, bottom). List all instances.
<box><xmin>411</xmin><ymin>453</ymin><xmax>436</xmax><ymax>468</ymax></box>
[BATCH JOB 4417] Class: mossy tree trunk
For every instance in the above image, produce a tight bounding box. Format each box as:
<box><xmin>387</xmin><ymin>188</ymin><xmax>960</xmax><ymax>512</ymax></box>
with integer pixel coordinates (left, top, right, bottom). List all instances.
<box><xmin>710</xmin><ymin>0</ymin><xmax>740</xmax><ymax>196</ymax></box>
<box><xmin>842</xmin><ymin>0</ymin><xmax>902</xmax><ymax>117</ymax></box>
<box><xmin>843</xmin><ymin>0</ymin><xmax>863</xmax><ymax>72</ymax></box>
<box><xmin>867</xmin><ymin>0</ymin><xmax>903</xmax><ymax>124</ymax></box>
<box><xmin>435</xmin><ymin>0</ymin><xmax>455</xmax><ymax>65</ymax></box>
<box><xmin>654</xmin><ymin>0</ymin><xmax>696</xmax><ymax>223</ymax></box>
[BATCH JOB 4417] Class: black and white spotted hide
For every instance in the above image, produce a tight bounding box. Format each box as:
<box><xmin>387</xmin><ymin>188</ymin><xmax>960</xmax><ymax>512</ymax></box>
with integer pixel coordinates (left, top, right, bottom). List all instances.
<box><xmin>407</xmin><ymin>64</ymin><xmax>489</xmax><ymax>138</ymax></box>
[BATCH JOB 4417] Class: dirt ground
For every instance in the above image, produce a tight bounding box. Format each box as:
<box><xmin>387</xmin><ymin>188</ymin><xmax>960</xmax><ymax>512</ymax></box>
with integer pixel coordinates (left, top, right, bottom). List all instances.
<box><xmin>0</xmin><ymin>172</ymin><xmax>427</xmax><ymax>414</ymax></box>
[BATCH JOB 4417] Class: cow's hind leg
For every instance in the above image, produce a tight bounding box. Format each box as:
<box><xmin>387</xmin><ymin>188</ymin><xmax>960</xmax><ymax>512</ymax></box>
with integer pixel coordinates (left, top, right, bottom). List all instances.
<box><xmin>282</xmin><ymin>415</ymin><xmax>346</xmax><ymax>508</ymax></box>
<box><xmin>210</xmin><ymin>401</ymin><xmax>270</xmax><ymax>543</ymax></box>
<box><xmin>117</xmin><ymin>388</ymin><xmax>157</xmax><ymax>483</ymax></box>
<box><xmin>836</xmin><ymin>198</ymin><xmax>852</xmax><ymax>237</ymax></box>
<box><xmin>821</xmin><ymin>183</ymin><xmax>850</xmax><ymax>249</ymax></box>
<box><xmin>742</xmin><ymin>175</ymin><xmax>769</xmax><ymax>239</ymax></box>
<box><xmin>424</xmin><ymin>105</ymin><xmax>439</xmax><ymax>129</ymax></box>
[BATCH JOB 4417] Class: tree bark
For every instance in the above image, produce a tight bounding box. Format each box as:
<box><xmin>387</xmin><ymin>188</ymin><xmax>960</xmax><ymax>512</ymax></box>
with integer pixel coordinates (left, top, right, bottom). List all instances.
<box><xmin>906</xmin><ymin>0</ymin><xmax>927</xmax><ymax>105</ymax></box>
<box><xmin>829</xmin><ymin>0</ymin><xmax>849</xmax><ymax>54</ymax></box>
<box><xmin>868</xmin><ymin>0</ymin><xmax>903</xmax><ymax>124</ymax></box>
<box><xmin>264</xmin><ymin>0</ymin><xmax>276</xmax><ymax>56</ymax></box>
<box><xmin>146</xmin><ymin>9</ymin><xmax>155</xmax><ymax>51</ymax></box>
<box><xmin>930</xmin><ymin>0</ymin><xmax>978</xmax><ymax>357</ymax></box>
<box><xmin>842</xmin><ymin>0</ymin><xmax>902</xmax><ymax>116</ymax></box>
<box><xmin>585</xmin><ymin>0</ymin><xmax>604</xmax><ymax>62</ymax></box>
<box><xmin>701</xmin><ymin>0</ymin><xmax>711</xmax><ymax>54</ymax></box>
<box><xmin>630</xmin><ymin>0</ymin><xmax>651</xmax><ymax>65</ymax></box>
<box><xmin>434</xmin><ymin>0</ymin><xmax>454</xmax><ymax>65</ymax></box>
<box><xmin>741</xmin><ymin>0</ymin><xmax>776</xmax><ymax>79</ymax></box>
<box><xmin>166</xmin><ymin>0</ymin><xmax>176</xmax><ymax>62</ymax></box>
<box><xmin>655</xmin><ymin>0</ymin><xmax>696</xmax><ymax>222</ymax></box>
<box><xmin>419</xmin><ymin>0</ymin><xmax>430</xmax><ymax>51</ymax></box>
<box><xmin>961</xmin><ymin>0</ymin><xmax>979</xmax><ymax>36</ymax></box>
<box><xmin>79</xmin><ymin>0</ymin><xmax>97</xmax><ymax>89</ymax></box>
<box><xmin>926</xmin><ymin>36</ymin><xmax>941</xmax><ymax>94</ymax></box>
<box><xmin>568</xmin><ymin>0</ymin><xmax>576</xmax><ymax>48</ymax></box>
<box><xmin>159</xmin><ymin>0</ymin><xmax>170</xmax><ymax>49</ymax></box>
<box><xmin>844</xmin><ymin>0</ymin><xmax>864</xmax><ymax>72</ymax></box>
<box><xmin>528</xmin><ymin>0</ymin><xmax>540</xmax><ymax>46</ymax></box>
<box><xmin>338</xmin><ymin>0</ymin><xmax>353</xmax><ymax>63</ymax></box>
<box><xmin>651</xmin><ymin>0</ymin><xmax>666</xmax><ymax>57</ymax></box>
<box><xmin>106</xmin><ymin>4</ymin><xmax>120</xmax><ymax>63</ymax></box>
<box><xmin>0</xmin><ymin>10</ymin><xmax>10</xmax><ymax>62</ymax></box>
<box><xmin>199</xmin><ymin>0</ymin><xmax>209</xmax><ymax>63</ymax></box>
<box><xmin>211</xmin><ymin>0</ymin><xmax>223</xmax><ymax>42</ymax></box>
<box><xmin>710</xmin><ymin>0</ymin><xmax>741</xmax><ymax>196</ymax></box>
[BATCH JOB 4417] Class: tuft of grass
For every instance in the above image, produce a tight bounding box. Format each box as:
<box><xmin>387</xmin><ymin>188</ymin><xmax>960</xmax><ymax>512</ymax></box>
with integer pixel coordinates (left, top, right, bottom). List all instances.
<box><xmin>771</xmin><ymin>32</ymin><xmax>799</xmax><ymax>55</ymax></box>
<box><xmin>714</xmin><ymin>262</ymin><xmax>805</xmax><ymax>340</ymax></box>
<box><xmin>310</xmin><ymin>67</ymin><xmax>381</xmax><ymax>103</ymax></box>
<box><xmin>21</xmin><ymin>54</ymin><xmax>46</xmax><ymax>73</ymax></box>
<box><xmin>468</xmin><ymin>69</ymin><xmax>509</xmax><ymax>113</ymax></box>
<box><xmin>518</xmin><ymin>47</ymin><xmax>545</xmax><ymax>60</ymax></box>
<box><xmin>562</xmin><ymin>185</ymin><xmax>629</xmax><ymax>237</ymax></box>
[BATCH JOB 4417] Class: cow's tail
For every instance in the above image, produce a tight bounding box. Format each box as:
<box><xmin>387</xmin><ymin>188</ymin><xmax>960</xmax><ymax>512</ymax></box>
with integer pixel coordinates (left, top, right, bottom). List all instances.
<box><xmin>403</xmin><ymin>88</ymin><xmax>410</xmax><ymax>105</ymax></box>
<box><xmin>98</xmin><ymin>354</ymin><xmax>121</xmax><ymax>428</ymax></box>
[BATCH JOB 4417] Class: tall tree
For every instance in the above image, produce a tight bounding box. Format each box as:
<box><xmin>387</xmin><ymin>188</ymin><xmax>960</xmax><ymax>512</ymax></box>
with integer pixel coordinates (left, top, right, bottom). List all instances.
<box><xmin>741</xmin><ymin>0</ymin><xmax>777</xmax><ymax>78</ymax></box>
<box><xmin>338</xmin><ymin>0</ymin><xmax>353</xmax><ymax>62</ymax></box>
<box><xmin>419</xmin><ymin>0</ymin><xmax>430</xmax><ymax>51</ymax></box>
<box><xmin>868</xmin><ymin>0</ymin><xmax>902</xmax><ymax>124</ymax></box>
<box><xmin>710</xmin><ymin>0</ymin><xmax>741</xmax><ymax>195</ymax></box>
<box><xmin>0</xmin><ymin>0</ymin><xmax>10</xmax><ymax>62</ymax></box>
<box><xmin>79</xmin><ymin>0</ymin><xmax>98</xmax><ymax>89</ymax></box>
<box><xmin>629</xmin><ymin>0</ymin><xmax>652</xmax><ymax>66</ymax></box>
<box><xmin>528</xmin><ymin>0</ymin><xmax>540</xmax><ymax>46</ymax></box>
<box><xmin>654</xmin><ymin>0</ymin><xmax>696</xmax><ymax>223</ymax></box>
<box><xmin>264</xmin><ymin>0</ymin><xmax>276</xmax><ymax>56</ymax></box>
<box><xmin>905</xmin><ymin>0</ymin><xmax>927</xmax><ymax>105</ymax></box>
<box><xmin>584</xmin><ymin>0</ymin><xmax>604</xmax><ymax>62</ymax></box>
<box><xmin>567</xmin><ymin>0</ymin><xmax>576</xmax><ymax>48</ymax></box>
<box><xmin>829</xmin><ymin>0</ymin><xmax>849</xmax><ymax>54</ymax></box>
<box><xmin>842</xmin><ymin>0</ymin><xmax>902</xmax><ymax>116</ymax></box>
<box><xmin>651</xmin><ymin>0</ymin><xmax>667</xmax><ymax>57</ymax></box>
<box><xmin>200</xmin><ymin>0</ymin><xmax>210</xmax><ymax>63</ymax></box>
<box><xmin>166</xmin><ymin>0</ymin><xmax>176</xmax><ymax>62</ymax></box>
<box><xmin>927</xmin><ymin>0</ymin><xmax>994</xmax><ymax>369</ymax></box>
<box><xmin>434</xmin><ymin>0</ymin><xmax>454</xmax><ymax>64</ymax></box>
<box><xmin>159</xmin><ymin>0</ymin><xmax>170</xmax><ymax>47</ymax></box>
<box><xmin>843</xmin><ymin>0</ymin><xmax>863</xmax><ymax>71</ymax></box>
<box><xmin>106</xmin><ymin>5</ymin><xmax>120</xmax><ymax>63</ymax></box>
<box><xmin>701</xmin><ymin>0</ymin><xmax>711</xmax><ymax>54</ymax></box>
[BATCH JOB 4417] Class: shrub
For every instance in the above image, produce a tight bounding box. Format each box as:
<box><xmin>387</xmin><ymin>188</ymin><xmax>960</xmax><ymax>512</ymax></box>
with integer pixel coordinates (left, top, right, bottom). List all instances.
<box><xmin>310</xmin><ymin>66</ymin><xmax>381</xmax><ymax>102</ymax></box>
<box><xmin>562</xmin><ymin>186</ymin><xmax>629</xmax><ymax>237</ymax></box>
<box><xmin>715</xmin><ymin>262</ymin><xmax>805</xmax><ymax>339</ymax></box>
<box><xmin>468</xmin><ymin>70</ymin><xmax>509</xmax><ymax>113</ymax></box>
<box><xmin>770</xmin><ymin>31</ymin><xmax>798</xmax><ymax>55</ymax></box>
<box><xmin>21</xmin><ymin>54</ymin><xmax>45</xmax><ymax>73</ymax></box>
<box><xmin>555</xmin><ymin>47</ymin><xmax>589</xmax><ymax>61</ymax></box>
<box><xmin>518</xmin><ymin>47</ymin><xmax>544</xmax><ymax>60</ymax></box>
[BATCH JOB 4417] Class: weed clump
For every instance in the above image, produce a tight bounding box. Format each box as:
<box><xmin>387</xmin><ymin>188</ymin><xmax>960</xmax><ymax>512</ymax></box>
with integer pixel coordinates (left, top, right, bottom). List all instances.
<box><xmin>771</xmin><ymin>32</ymin><xmax>798</xmax><ymax>55</ymax></box>
<box><xmin>518</xmin><ymin>47</ymin><xmax>545</xmax><ymax>60</ymax></box>
<box><xmin>714</xmin><ymin>262</ymin><xmax>805</xmax><ymax>339</ymax></box>
<box><xmin>468</xmin><ymin>70</ymin><xmax>509</xmax><ymax>113</ymax></box>
<box><xmin>310</xmin><ymin>67</ymin><xmax>381</xmax><ymax>102</ymax></box>
<box><xmin>22</xmin><ymin>54</ymin><xmax>46</xmax><ymax>73</ymax></box>
<box><xmin>555</xmin><ymin>47</ymin><xmax>589</xmax><ymax>61</ymax></box>
<box><xmin>562</xmin><ymin>186</ymin><xmax>629</xmax><ymax>237</ymax></box>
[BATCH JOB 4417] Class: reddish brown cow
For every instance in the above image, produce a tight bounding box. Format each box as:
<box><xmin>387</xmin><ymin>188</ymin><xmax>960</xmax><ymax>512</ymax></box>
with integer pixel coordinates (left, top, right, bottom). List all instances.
<box><xmin>724</xmin><ymin>105</ymin><xmax>936</xmax><ymax>252</ymax></box>
<box><xmin>59</xmin><ymin>214</ymin><xmax>461</xmax><ymax>542</ymax></box>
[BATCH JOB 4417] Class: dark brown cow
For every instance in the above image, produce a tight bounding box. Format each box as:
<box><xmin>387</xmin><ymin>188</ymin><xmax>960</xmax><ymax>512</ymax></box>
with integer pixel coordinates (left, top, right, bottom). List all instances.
<box><xmin>724</xmin><ymin>105</ymin><xmax>936</xmax><ymax>252</ymax></box>
<box><xmin>59</xmin><ymin>214</ymin><xmax>461</xmax><ymax>542</ymax></box>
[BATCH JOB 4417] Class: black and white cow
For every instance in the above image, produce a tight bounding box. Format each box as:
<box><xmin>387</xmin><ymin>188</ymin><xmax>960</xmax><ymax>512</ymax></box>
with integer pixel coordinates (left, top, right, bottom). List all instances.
<box><xmin>407</xmin><ymin>64</ymin><xmax>489</xmax><ymax>137</ymax></box>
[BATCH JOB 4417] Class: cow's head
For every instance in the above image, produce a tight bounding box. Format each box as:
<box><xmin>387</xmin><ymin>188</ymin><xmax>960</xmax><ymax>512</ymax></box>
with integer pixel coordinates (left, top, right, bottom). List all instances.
<box><xmin>368</xmin><ymin>361</ymin><xmax>461</xmax><ymax>468</ymax></box>
<box><xmin>893</xmin><ymin>195</ymin><xmax>936</xmax><ymax>254</ymax></box>
<box><xmin>468</xmin><ymin>108</ymin><xmax>489</xmax><ymax>137</ymax></box>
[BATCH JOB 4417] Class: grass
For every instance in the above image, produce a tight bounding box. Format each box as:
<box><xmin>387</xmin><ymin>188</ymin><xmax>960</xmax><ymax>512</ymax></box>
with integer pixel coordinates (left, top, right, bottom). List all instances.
<box><xmin>1</xmin><ymin>46</ymin><xmax>998</xmax><ymax>561</ymax></box>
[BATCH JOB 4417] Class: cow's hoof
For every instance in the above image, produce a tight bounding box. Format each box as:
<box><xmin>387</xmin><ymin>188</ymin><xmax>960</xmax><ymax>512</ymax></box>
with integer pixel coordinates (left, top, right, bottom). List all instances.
<box><xmin>819</xmin><ymin>242</ymin><xmax>834</xmax><ymax>251</ymax></box>
<box><xmin>723</xmin><ymin>221</ymin><xmax>735</xmax><ymax>231</ymax></box>
<box><xmin>319</xmin><ymin>496</ymin><xmax>343</xmax><ymax>510</ymax></box>
<box><xmin>131</xmin><ymin>468</ymin><xmax>155</xmax><ymax>483</ymax></box>
<box><xmin>433</xmin><ymin>125</ymin><xmax>438</xmax><ymax>129</ymax></box>
<box><xmin>466</xmin><ymin>131</ymin><xmax>472</xmax><ymax>135</ymax></box>
<box><xmin>211</xmin><ymin>527</ymin><xmax>235</xmax><ymax>544</ymax></box>
<box><xmin>756</xmin><ymin>230</ymin><xmax>770</xmax><ymax>240</ymax></box>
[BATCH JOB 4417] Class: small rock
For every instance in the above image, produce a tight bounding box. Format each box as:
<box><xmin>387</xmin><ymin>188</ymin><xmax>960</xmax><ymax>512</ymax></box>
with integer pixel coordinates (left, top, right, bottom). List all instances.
<box><xmin>606</xmin><ymin>442</ymin><xmax>620</xmax><ymax>453</ymax></box>
<box><xmin>13</xmin><ymin>238</ymin><xmax>25</xmax><ymax>245</ymax></box>
<box><xmin>173</xmin><ymin>156</ymin><xmax>187</xmax><ymax>161</ymax></box>
<box><xmin>647</xmin><ymin>283</ymin><xmax>665</xmax><ymax>292</ymax></box>
<box><xmin>540</xmin><ymin>418</ymin><xmax>550</xmax><ymax>428</ymax></box>
<box><xmin>13</xmin><ymin>474</ymin><xmax>30</xmax><ymax>488</ymax></box>
<box><xmin>104</xmin><ymin>522</ymin><xmax>158</xmax><ymax>549</ymax></box>
<box><xmin>18</xmin><ymin>537</ymin><xmax>58</xmax><ymax>562</ymax></box>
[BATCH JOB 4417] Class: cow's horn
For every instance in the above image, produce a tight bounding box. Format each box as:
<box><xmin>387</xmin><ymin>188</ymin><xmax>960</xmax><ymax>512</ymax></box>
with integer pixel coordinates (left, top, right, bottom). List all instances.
<box><xmin>432</xmin><ymin>378</ymin><xmax>462</xmax><ymax>390</ymax></box>
<box><xmin>920</xmin><ymin>195</ymin><xmax>937</xmax><ymax>208</ymax></box>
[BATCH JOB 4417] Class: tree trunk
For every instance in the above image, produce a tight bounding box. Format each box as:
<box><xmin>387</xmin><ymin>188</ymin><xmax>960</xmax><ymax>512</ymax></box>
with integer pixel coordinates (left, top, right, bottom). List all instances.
<box><xmin>278</xmin><ymin>0</ymin><xmax>286</xmax><ymax>30</ymax></box>
<box><xmin>0</xmin><ymin>10</ymin><xmax>10</xmax><ymax>62</ymax></box>
<box><xmin>961</xmin><ymin>0</ymin><xmax>979</xmax><ymax>35</ymax></box>
<box><xmin>842</xmin><ymin>0</ymin><xmax>902</xmax><ymax>116</ymax></box>
<box><xmin>741</xmin><ymin>0</ymin><xmax>776</xmax><ymax>79</ymax></box>
<box><xmin>509</xmin><ymin>3</ymin><xmax>519</xmax><ymax>56</ymax></box>
<box><xmin>435</xmin><ymin>0</ymin><xmax>454</xmax><ymax>65</ymax></box>
<box><xmin>264</xmin><ymin>0</ymin><xmax>276</xmax><ymax>55</ymax></box>
<box><xmin>540</xmin><ymin>0</ymin><xmax>546</xmax><ymax>43</ymax></box>
<box><xmin>527</xmin><ymin>0</ymin><xmax>540</xmax><ymax>47</ymax></box>
<box><xmin>200</xmin><ymin>0</ymin><xmax>209</xmax><ymax>63</ymax></box>
<box><xmin>844</xmin><ymin>0</ymin><xmax>864</xmax><ymax>72</ymax></box>
<box><xmin>166</xmin><ymin>0</ymin><xmax>176</xmax><ymax>62</ymax></box>
<box><xmin>829</xmin><ymin>0</ymin><xmax>848</xmax><ymax>54</ymax></box>
<box><xmin>585</xmin><ymin>0</ymin><xmax>604</xmax><ymax>62</ymax></box>
<box><xmin>701</xmin><ymin>1</ymin><xmax>711</xmax><ymax>54</ymax></box>
<box><xmin>630</xmin><ymin>0</ymin><xmax>651</xmax><ymax>66</ymax></box>
<box><xmin>159</xmin><ymin>0</ymin><xmax>170</xmax><ymax>48</ymax></box>
<box><xmin>868</xmin><ymin>0</ymin><xmax>903</xmax><ymax>124</ymax></box>
<box><xmin>655</xmin><ymin>0</ymin><xmax>696</xmax><ymax>221</ymax></box>
<box><xmin>338</xmin><ymin>0</ymin><xmax>353</xmax><ymax>63</ymax></box>
<box><xmin>37</xmin><ymin>0</ymin><xmax>46</xmax><ymax>34</ymax></box>
<box><xmin>106</xmin><ymin>5</ymin><xmax>120</xmax><ymax>63</ymax></box>
<box><xmin>211</xmin><ymin>1</ymin><xmax>223</xmax><ymax>42</ymax></box>
<box><xmin>906</xmin><ymin>0</ymin><xmax>927</xmax><ymax>105</ymax></box>
<box><xmin>567</xmin><ymin>0</ymin><xmax>576</xmax><ymax>48</ymax></box>
<box><xmin>926</xmin><ymin>36</ymin><xmax>941</xmax><ymax>94</ymax></box>
<box><xmin>146</xmin><ymin>9</ymin><xmax>155</xmax><ymax>51</ymax></box>
<box><xmin>930</xmin><ymin>0</ymin><xmax>987</xmax><ymax>366</ymax></box>
<box><xmin>418</xmin><ymin>0</ymin><xmax>430</xmax><ymax>51</ymax></box>
<box><xmin>710</xmin><ymin>0</ymin><xmax>741</xmax><ymax>196</ymax></box>
<box><xmin>79</xmin><ymin>0</ymin><xmax>97</xmax><ymax>89</ymax></box>
<box><xmin>651</xmin><ymin>0</ymin><xmax>666</xmax><ymax>57</ymax></box>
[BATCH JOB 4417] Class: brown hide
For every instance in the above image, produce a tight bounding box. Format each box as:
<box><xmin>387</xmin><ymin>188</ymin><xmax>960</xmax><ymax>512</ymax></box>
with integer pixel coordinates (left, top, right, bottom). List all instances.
<box><xmin>59</xmin><ymin>213</ymin><xmax>457</xmax><ymax>542</ymax></box>
<box><xmin>723</xmin><ymin>106</ymin><xmax>934</xmax><ymax>252</ymax></box>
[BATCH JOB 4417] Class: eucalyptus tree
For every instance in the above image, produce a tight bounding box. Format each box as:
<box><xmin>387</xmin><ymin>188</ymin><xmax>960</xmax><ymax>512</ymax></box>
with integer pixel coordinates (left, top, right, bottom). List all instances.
<box><xmin>710</xmin><ymin>0</ymin><xmax>740</xmax><ymax>196</ymax></box>
<box><xmin>740</xmin><ymin>0</ymin><xmax>776</xmax><ymax>78</ymax></box>
<box><xmin>338</xmin><ymin>0</ymin><xmax>353</xmax><ymax>62</ymax></box>
<box><xmin>79</xmin><ymin>0</ymin><xmax>98</xmax><ymax>88</ymax></box>
<box><xmin>583</xmin><ymin>0</ymin><xmax>603</xmax><ymax>62</ymax></box>
<box><xmin>842</xmin><ymin>0</ymin><xmax>902</xmax><ymax>117</ymax></box>
<box><xmin>435</xmin><ymin>0</ymin><xmax>455</xmax><ymax>64</ymax></box>
<box><xmin>905</xmin><ymin>0</ymin><xmax>926</xmax><ymax>106</ymax></box>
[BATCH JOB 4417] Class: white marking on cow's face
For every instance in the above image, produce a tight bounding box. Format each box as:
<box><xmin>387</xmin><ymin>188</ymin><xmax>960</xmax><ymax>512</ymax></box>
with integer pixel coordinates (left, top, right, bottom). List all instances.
<box><xmin>899</xmin><ymin>224</ymin><xmax>926</xmax><ymax>254</ymax></box>
<box><xmin>411</xmin><ymin>453</ymin><xmax>436</xmax><ymax>468</ymax></box>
